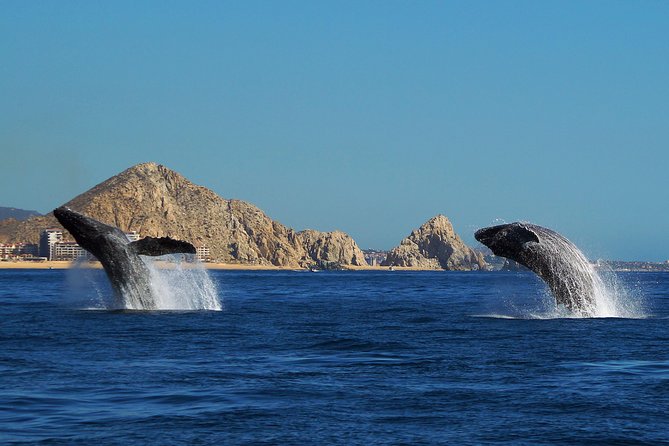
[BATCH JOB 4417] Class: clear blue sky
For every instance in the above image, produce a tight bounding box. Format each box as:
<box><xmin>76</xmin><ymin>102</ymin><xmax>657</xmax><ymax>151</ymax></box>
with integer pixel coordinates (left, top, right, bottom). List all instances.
<box><xmin>2</xmin><ymin>1</ymin><xmax>668</xmax><ymax>261</ymax></box>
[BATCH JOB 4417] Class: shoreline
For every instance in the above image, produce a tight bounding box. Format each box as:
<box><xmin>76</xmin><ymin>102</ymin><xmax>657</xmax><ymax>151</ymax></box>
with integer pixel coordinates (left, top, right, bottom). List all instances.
<box><xmin>0</xmin><ymin>260</ymin><xmax>456</xmax><ymax>272</ymax></box>
<box><xmin>1</xmin><ymin>260</ymin><xmax>666</xmax><ymax>273</ymax></box>
<box><xmin>0</xmin><ymin>261</ymin><xmax>291</xmax><ymax>270</ymax></box>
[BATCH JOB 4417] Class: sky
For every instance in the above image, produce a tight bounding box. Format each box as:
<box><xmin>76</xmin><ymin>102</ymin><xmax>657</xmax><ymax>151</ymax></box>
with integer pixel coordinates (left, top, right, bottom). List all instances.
<box><xmin>1</xmin><ymin>1</ymin><xmax>668</xmax><ymax>261</ymax></box>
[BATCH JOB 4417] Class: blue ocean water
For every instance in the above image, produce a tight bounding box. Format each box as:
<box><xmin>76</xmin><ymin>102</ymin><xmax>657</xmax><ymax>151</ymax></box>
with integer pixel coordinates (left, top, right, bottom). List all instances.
<box><xmin>1</xmin><ymin>269</ymin><xmax>668</xmax><ymax>445</ymax></box>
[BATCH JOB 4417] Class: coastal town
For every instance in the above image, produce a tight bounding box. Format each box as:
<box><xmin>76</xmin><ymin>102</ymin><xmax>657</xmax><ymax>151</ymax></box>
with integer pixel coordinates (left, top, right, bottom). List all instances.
<box><xmin>2</xmin><ymin>226</ymin><xmax>668</xmax><ymax>273</ymax></box>
<box><xmin>3</xmin><ymin>163</ymin><xmax>668</xmax><ymax>272</ymax></box>
<box><xmin>0</xmin><ymin>228</ymin><xmax>211</xmax><ymax>263</ymax></box>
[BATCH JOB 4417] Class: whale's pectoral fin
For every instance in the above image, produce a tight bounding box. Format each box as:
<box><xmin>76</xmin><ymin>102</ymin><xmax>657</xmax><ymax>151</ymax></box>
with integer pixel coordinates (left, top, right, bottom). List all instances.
<box><xmin>515</xmin><ymin>227</ymin><xmax>540</xmax><ymax>246</ymax></box>
<box><xmin>129</xmin><ymin>237</ymin><xmax>197</xmax><ymax>256</ymax></box>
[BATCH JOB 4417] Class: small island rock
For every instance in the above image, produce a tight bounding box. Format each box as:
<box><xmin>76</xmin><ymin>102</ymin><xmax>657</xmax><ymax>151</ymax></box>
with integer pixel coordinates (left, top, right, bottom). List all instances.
<box><xmin>382</xmin><ymin>215</ymin><xmax>485</xmax><ymax>270</ymax></box>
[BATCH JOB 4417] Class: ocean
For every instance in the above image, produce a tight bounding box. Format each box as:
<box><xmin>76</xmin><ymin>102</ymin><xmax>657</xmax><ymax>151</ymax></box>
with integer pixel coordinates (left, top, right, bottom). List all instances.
<box><xmin>1</xmin><ymin>269</ymin><xmax>668</xmax><ymax>445</ymax></box>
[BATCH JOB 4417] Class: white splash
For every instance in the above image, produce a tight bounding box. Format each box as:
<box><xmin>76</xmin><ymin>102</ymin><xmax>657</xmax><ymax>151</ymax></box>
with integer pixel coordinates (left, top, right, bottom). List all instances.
<box><xmin>521</xmin><ymin>225</ymin><xmax>646</xmax><ymax>318</ymax></box>
<box><xmin>476</xmin><ymin>268</ymin><xmax>646</xmax><ymax>320</ymax></box>
<box><xmin>142</xmin><ymin>254</ymin><xmax>222</xmax><ymax>311</ymax></box>
<box><xmin>587</xmin><ymin>263</ymin><xmax>645</xmax><ymax>318</ymax></box>
<box><xmin>66</xmin><ymin>254</ymin><xmax>222</xmax><ymax>311</ymax></box>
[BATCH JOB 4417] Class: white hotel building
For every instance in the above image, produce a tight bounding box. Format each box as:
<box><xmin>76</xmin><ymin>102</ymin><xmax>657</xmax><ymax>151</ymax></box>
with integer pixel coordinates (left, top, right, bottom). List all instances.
<box><xmin>38</xmin><ymin>229</ymin><xmax>208</xmax><ymax>262</ymax></box>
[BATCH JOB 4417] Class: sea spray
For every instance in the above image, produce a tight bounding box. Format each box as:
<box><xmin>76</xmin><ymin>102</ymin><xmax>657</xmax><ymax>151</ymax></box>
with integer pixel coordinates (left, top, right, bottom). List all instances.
<box><xmin>590</xmin><ymin>263</ymin><xmax>645</xmax><ymax>318</ymax></box>
<box><xmin>478</xmin><ymin>267</ymin><xmax>646</xmax><ymax>320</ymax></box>
<box><xmin>143</xmin><ymin>254</ymin><xmax>222</xmax><ymax>311</ymax></box>
<box><xmin>66</xmin><ymin>255</ymin><xmax>222</xmax><ymax>311</ymax></box>
<box><xmin>65</xmin><ymin>259</ymin><xmax>112</xmax><ymax>309</ymax></box>
<box><xmin>532</xmin><ymin>230</ymin><xmax>644</xmax><ymax>317</ymax></box>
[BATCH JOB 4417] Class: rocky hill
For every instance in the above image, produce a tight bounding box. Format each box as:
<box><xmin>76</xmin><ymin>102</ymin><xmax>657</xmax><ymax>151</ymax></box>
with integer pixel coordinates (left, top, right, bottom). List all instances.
<box><xmin>0</xmin><ymin>163</ymin><xmax>367</xmax><ymax>268</ymax></box>
<box><xmin>382</xmin><ymin>215</ymin><xmax>485</xmax><ymax>270</ymax></box>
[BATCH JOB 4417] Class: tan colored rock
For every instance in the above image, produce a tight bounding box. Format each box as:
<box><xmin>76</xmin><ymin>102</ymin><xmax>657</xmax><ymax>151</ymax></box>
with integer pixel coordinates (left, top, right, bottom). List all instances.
<box><xmin>298</xmin><ymin>229</ymin><xmax>367</xmax><ymax>266</ymax></box>
<box><xmin>0</xmin><ymin>163</ymin><xmax>367</xmax><ymax>268</ymax></box>
<box><xmin>382</xmin><ymin>215</ymin><xmax>485</xmax><ymax>270</ymax></box>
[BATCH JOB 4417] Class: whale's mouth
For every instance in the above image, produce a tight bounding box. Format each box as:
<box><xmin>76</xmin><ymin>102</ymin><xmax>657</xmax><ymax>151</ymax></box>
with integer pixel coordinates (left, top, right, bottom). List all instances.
<box><xmin>53</xmin><ymin>206</ymin><xmax>111</xmax><ymax>248</ymax></box>
<box><xmin>474</xmin><ymin>223</ymin><xmax>541</xmax><ymax>261</ymax></box>
<box><xmin>474</xmin><ymin>224</ymin><xmax>514</xmax><ymax>250</ymax></box>
<box><xmin>54</xmin><ymin>207</ymin><xmax>86</xmax><ymax>237</ymax></box>
<box><xmin>55</xmin><ymin>207</ymin><xmax>87</xmax><ymax>231</ymax></box>
<box><xmin>474</xmin><ymin>226</ymin><xmax>501</xmax><ymax>247</ymax></box>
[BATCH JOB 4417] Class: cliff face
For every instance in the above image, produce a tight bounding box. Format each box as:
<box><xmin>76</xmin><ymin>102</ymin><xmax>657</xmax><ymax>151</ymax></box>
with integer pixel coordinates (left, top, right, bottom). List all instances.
<box><xmin>298</xmin><ymin>229</ymin><xmax>367</xmax><ymax>266</ymax></box>
<box><xmin>382</xmin><ymin>215</ymin><xmax>485</xmax><ymax>270</ymax></box>
<box><xmin>0</xmin><ymin>163</ymin><xmax>367</xmax><ymax>267</ymax></box>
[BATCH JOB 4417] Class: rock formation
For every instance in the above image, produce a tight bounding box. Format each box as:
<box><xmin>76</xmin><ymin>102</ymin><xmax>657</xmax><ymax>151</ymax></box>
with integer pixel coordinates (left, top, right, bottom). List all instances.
<box><xmin>0</xmin><ymin>163</ymin><xmax>367</xmax><ymax>268</ymax></box>
<box><xmin>382</xmin><ymin>215</ymin><xmax>485</xmax><ymax>270</ymax></box>
<box><xmin>299</xmin><ymin>229</ymin><xmax>367</xmax><ymax>266</ymax></box>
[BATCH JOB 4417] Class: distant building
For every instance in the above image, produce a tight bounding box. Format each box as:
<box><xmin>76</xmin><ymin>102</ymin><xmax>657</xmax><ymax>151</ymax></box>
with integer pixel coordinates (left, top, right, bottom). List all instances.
<box><xmin>14</xmin><ymin>243</ymin><xmax>39</xmax><ymax>257</ymax></box>
<box><xmin>39</xmin><ymin>229</ymin><xmax>63</xmax><ymax>260</ymax></box>
<box><xmin>0</xmin><ymin>244</ymin><xmax>15</xmax><ymax>259</ymax></box>
<box><xmin>196</xmin><ymin>245</ymin><xmax>211</xmax><ymax>262</ymax></box>
<box><xmin>363</xmin><ymin>249</ymin><xmax>388</xmax><ymax>267</ymax></box>
<box><xmin>52</xmin><ymin>241</ymin><xmax>92</xmax><ymax>261</ymax></box>
<box><xmin>15</xmin><ymin>243</ymin><xmax>38</xmax><ymax>257</ymax></box>
<box><xmin>125</xmin><ymin>231</ymin><xmax>140</xmax><ymax>241</ymax></box>
<box><xmin>0</xmin><ymin>243</ymin><xmax>40</xmax><ymax>260</ymax></box>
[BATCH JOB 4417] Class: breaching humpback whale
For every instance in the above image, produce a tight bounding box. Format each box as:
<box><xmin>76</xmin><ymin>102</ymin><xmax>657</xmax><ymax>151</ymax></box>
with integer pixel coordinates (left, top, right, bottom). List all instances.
<box><xmin>54</xmin><ymin>206</ymin><xmax>196</xmax><ymax>309</ymax></box>
<box><xmin>475</xmin><ymin>222</ymin><xmax>598</xmax><ymax>315</ymax></box>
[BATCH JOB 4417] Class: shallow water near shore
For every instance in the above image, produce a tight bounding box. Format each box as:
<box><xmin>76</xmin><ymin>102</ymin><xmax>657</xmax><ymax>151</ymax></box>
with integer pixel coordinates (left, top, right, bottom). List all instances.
<box><xmin>1</xmin><ymin>270</ymin><xmax>668</xmax><ymax>444</ymax></box>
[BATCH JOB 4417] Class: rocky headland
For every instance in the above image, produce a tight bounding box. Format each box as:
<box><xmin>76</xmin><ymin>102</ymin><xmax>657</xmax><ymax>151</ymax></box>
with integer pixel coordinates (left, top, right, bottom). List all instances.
<box><xmin>0</xmin><ymin>163</ymin><xmax>367</xmax><ymax>268</ymax></box>
<box><xmin>382</xmin><ymin>215</ymin><xmax>485</xmax><ymax>270</ymax></box>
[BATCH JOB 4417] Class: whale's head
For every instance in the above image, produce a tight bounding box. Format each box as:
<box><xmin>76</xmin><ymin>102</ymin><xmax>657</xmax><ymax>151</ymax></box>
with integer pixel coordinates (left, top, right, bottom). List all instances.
<box><xmin>53</xmin><ymin>206</ymin><xmax>121</xmax><ymax>253</ymax></box>
<box><xmin>474</xmin><ymin>223</ymin><xmax>540</xmax><ymax>260</ymax></box>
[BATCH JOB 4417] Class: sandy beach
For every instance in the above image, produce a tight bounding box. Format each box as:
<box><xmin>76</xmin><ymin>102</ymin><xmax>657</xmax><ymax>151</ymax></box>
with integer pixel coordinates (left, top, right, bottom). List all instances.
<box><xmin>0</xmin><ymin>261</ymin><xmax>77</xmax><ymax>269</ymax></box>
<box><xmin>0</xmin><ymin>261</ymin><xmax>286</xmax><ymax>270</ymax></box>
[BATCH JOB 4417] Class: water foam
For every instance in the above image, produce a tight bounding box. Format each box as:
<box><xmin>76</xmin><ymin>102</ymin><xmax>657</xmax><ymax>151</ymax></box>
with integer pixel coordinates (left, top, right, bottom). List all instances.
<box><xmin>587</xmin><ymin>264</ymin><xmax>645</xmax><ymax>318</ymax></box>
<box><xmin>522</xmin><ymin>225</ymin><xmax>645</xmax><ymax>318</ymax></box>
<box><xmin>143</xmin><ymin>254</ymin><xmax>222</xmax><ymax>311</ymax></box>
<box><xmin>66</xmin><ymin>254</ymin><xmax>221</xmax><ymax>311</ymax></box>
<box><xmin>475</xmin><ymin>266</ymin><xmax>646</xmax><ymax>320</ymax></box>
